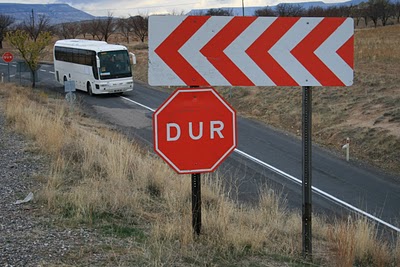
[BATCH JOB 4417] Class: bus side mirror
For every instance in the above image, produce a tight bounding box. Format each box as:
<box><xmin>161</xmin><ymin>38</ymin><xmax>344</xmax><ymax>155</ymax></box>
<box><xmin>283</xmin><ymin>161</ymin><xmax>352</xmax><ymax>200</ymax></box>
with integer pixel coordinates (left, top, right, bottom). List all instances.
<box><xmin>96</xmin><ymin>56</ymin><xmax>100</xmax><ymax>68</ymax></box>
<box><xmin>130</xmin><ymin>52</ymin><xmax>136</xmax><ymax>65</ymax></box>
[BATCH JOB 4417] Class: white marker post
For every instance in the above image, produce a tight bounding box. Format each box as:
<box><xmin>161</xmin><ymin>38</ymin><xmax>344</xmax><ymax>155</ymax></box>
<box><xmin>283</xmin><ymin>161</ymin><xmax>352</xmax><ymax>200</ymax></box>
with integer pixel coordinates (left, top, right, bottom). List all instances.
<box><xmin>64</xmin><ymin>80</ymin><xmax>76</xmax><ymax>111</ymax></box>
<box><xmin>342</xmin><ymin>137</ymin><xmax>350</xmax><ymax>161</ymax></box>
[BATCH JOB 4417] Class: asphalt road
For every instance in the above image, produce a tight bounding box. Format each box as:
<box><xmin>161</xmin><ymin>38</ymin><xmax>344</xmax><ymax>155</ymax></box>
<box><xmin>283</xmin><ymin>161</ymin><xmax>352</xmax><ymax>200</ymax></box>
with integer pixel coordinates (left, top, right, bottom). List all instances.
<box><xmin>1</xmin><ymin>60</ymin><xmax>400</xmax><ymax>234</ymax></box>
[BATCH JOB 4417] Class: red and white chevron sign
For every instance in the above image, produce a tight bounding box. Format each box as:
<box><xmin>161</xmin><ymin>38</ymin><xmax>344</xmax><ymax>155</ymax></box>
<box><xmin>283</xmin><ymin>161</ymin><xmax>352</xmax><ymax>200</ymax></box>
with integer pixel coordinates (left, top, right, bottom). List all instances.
<box><xmin>149</xmin><ymin>16</ymin><xmax>354</xmax><ymax>87</ymax></box>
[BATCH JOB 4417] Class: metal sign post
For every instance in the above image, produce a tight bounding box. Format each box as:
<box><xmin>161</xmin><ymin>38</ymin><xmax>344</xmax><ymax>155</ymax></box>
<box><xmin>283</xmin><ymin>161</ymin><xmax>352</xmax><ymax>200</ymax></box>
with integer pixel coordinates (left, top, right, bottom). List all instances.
<box><xmin>302</xmin><ymin>86</ymin><xmax>312</xmax><ymax>258</ymax></box>
<box><xmin>192</xmin><ymin>173</ymin><xmax>201</xmax><ymax>235</ymax></box>
<box><xmin>64</xmin><ymin>81</ymin><xmax>76</xmax><ymax>111</ymax></box>
<box><xmin>7</xmin><ymin>63</ymin><xmax>10</xmax><ymax>82</ymax></box>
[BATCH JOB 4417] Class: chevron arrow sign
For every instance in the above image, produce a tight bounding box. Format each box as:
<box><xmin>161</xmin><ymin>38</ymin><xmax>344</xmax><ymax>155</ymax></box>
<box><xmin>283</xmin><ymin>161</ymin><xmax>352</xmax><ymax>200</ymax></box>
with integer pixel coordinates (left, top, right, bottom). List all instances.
<box><xmin>149</xmin><ymin>16</ymin><xmax>354</xmax><ymax>87</ymax></box>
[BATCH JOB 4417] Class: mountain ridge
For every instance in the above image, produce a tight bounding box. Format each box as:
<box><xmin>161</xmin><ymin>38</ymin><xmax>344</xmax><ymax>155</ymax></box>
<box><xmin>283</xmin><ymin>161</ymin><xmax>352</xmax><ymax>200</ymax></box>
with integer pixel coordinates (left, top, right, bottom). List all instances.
<box><xmin>1</xmin><ymin>1</ymin><xmax>399</xmax><ymax>25</ymax></box>
<box><xmin>0</xmin><ymin>3</ymin><xmax>95</xmax><ymax>25</ymax></box>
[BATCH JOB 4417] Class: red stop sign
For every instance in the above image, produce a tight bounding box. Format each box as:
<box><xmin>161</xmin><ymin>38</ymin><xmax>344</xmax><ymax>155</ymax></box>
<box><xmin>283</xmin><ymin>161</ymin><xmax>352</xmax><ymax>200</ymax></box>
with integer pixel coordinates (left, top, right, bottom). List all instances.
<box><xmin>2</xmin><ymin>52</ymin><xmax>14</xmax><ymax>63</ymax></box>
<box><xmin>153</xmin><ymin>87</ymin><xmax>237</xmax><ymax>174</ymax></box>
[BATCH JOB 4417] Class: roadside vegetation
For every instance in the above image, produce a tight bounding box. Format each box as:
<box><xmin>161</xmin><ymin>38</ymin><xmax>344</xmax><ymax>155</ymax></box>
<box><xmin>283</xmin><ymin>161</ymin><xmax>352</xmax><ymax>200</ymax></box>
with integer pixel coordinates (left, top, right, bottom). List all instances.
<box><xmin>1</xmin><ymin>82</ymin><xmax>400</xmax><ymax>266</ymax></box>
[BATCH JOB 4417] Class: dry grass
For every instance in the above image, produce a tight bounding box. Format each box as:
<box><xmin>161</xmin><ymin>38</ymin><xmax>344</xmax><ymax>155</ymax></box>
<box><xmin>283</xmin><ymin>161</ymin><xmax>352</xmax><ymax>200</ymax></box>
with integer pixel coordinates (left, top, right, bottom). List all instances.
<box><xmin>327</xmin><ymin>216</ymin><xmax>395</xmax><ymax>267</ymax></box>
<box><xmin>1</xmin><ymin>82</ymin><xmax>399</xmax><ymax>266</ymax></box>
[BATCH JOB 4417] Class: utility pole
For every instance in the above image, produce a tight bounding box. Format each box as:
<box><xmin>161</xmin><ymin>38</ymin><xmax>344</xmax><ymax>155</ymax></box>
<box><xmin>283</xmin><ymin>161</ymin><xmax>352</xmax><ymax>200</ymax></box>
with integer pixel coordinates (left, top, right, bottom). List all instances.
<box><xmin>31</xmin><ymin>9</ymin><xmax>34</xmax><ymax>28</ymax></box>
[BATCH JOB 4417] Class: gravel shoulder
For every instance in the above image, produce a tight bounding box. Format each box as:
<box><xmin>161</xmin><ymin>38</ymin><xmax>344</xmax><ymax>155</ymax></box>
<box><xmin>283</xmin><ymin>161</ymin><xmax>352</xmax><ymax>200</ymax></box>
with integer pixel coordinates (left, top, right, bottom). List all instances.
<box><xmin>0</xmin><ymin>109</ymin><xmax>126</xmax><ymax>266</ymax></box>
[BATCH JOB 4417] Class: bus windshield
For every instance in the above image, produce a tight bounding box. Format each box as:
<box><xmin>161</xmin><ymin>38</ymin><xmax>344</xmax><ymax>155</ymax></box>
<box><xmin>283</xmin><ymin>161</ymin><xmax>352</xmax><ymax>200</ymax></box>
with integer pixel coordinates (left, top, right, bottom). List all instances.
<box><xmin>98</xmin><ymin>50</ymin><xmax>132</xmax><ymax>80</ymax></box>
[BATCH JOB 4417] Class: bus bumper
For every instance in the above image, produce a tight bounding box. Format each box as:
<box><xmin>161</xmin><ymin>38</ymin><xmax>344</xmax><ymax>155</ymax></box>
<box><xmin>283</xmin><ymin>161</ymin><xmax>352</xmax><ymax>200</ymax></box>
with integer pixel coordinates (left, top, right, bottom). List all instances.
<box><xmin>95</xmin><ymin>81</ymin><xmax>134</xmax><ymax>94</ymax></box>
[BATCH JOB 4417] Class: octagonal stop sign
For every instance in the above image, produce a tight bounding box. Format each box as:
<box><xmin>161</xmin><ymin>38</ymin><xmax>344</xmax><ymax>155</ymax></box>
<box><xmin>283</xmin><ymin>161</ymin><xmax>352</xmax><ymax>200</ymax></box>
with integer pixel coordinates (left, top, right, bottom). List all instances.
<box><xmin>2</xmin><ymin>52</ymin><xmax>14</xmax><ymax>63</ymax></box>
<box><xmin>153</xmin><ymin>87</ymin><xmax>237</xmax><ymax>174</ymax></box>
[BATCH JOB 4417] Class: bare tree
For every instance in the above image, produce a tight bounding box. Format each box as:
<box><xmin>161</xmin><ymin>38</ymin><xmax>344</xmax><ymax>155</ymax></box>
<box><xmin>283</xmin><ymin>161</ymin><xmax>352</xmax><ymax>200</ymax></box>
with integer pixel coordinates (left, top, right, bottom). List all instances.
<box><xmin>190</xmin><ymin>10</ymin><xmax>206</xmax><ymax>16</ymax></box>
<box><xmin>97</xmin><ymin>12</ymin><xmax>115</xmax><ymax>42</ymax></box>
<box><xmin>205</xmin><ymin>8</ymin><xmax>234</xmax><ymax>16</ymax></box>
<box><xmin>367</xmin><ymin>0</ymin><xmax>392</xmax><ymax>27</ymax></box>
<box><xmin>128</xmin><ymin>15</ymin><xmax>148</xmax><ymax>42</ymax></box>
<box><xmin>254</xmin><ymin>7</ymin><xmax>276</xmax><ymax>17</ymax></box>
<box><xmin>276</xmin><ymin>3</ymin><xmax>305</xmax><ymax>17</ymax></box>
<box><xmin>367</xmin><ymin>2</ymin><xmax>380</xmax><ymax>27</ymax></box>
<box><xmin>19</xmin><ymin>10</ymin><xmax>53</xmax><ymax>42</ymax></box>
<box><xmin>79</xmin><ymin>21</ymin><xmax>92</xmax><ymax>39</ymax></box>
<box><xmin>377</xmin><ymin>0</ymin><xmax>393</xmax><ymax>26</ymax></box>
<box><xmin>87</xmin><ymin>19</ymin><xmax>101</xmax><ymax>40</ymax></box>
<box><xmin>56</xmin><ymin>22</ymin><xmax>81</xmax><ymax>39</ymax></box>
<box><xmin>338</xmin><ymin>5</ymin><xmax>353</xmax><ymax>17</ymax></box>
<box><xmin>324</xmin><ymin>6</ymin><xmax>344</xmax><ymax>17</ymax></box>
<box><xmin>394</xmin><ymin>2</ymin><xmax>400</xmax><ymax>23</ymax></box>
<box><xmin>305</xmin><ymin>6</ymin><xmax>326</xmax><ymax>17</ymax></box>
<box><xmin>358</xmin><ymin>2</ymin><xmax>370</xmax><ymax>26</ymax></box>
<box><xmin>0</xmin><ymin>14</ymin><xmax>15</xmax><ymax>49</ymax></box>
<box><xmin>350</xmin><ymin>5</ymin><xmax>363</xmax><ymax>26</ymax></box>
<box><xmin>117</xmin><ymin>18</ymin><xmax>131</xmax><ymax>43</ymax></box>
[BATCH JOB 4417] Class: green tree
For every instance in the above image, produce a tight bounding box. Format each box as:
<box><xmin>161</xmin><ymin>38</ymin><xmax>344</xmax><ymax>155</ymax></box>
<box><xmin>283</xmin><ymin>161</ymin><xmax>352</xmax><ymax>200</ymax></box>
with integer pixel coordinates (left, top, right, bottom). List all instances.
<box><xmin>6</xmin><ymin>30</ymin><xmax>51</xmax><ymax>88</ymax></box>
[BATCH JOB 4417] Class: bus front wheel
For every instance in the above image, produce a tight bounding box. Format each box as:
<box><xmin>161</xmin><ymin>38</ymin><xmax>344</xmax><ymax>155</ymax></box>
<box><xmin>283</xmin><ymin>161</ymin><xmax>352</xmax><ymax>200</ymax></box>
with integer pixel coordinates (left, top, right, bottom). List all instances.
<box><xmin>87</xmin><ymin>82</ymin><xmax>93</xmax><ymax>96</ymax></box>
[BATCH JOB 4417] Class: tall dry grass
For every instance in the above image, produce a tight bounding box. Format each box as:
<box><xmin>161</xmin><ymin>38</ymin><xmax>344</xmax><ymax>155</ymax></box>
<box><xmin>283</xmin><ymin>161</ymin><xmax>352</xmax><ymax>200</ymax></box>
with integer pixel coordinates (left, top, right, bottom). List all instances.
<box><xmin>1</xmin><ymin>83</ymin><xmax>399</xmax><ymax>265</ymax></box>
<box><xmin>355</xmin><ymin>25</ymin><xmax>400</xmax><ymax>63</ymax></box>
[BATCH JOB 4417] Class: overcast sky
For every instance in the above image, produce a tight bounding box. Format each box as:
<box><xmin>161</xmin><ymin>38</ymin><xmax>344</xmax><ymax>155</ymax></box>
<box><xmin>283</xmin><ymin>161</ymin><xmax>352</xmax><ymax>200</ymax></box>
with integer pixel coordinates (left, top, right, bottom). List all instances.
<box><xmin>1</xmin><ymin>0</ymin><xmax>348</xmax><ymax>17</ymax></box>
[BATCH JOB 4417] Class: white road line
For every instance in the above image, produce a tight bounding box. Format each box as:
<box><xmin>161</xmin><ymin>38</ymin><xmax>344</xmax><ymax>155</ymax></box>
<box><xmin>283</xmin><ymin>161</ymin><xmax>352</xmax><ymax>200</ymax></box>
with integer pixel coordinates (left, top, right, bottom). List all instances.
<box><xmin>120</xmin><ymin>96</ymin><xmax>156</xmax><ymax>112</ymax></box>
<box><xmin>120</xmin><ymin>95</ymin><xmax>400</xmax><ymax>233</ymax></box>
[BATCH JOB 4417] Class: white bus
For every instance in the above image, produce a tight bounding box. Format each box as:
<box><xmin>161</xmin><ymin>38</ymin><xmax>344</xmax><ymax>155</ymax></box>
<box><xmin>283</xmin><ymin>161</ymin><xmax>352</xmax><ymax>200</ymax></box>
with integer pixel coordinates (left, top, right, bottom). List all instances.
<box><xmin>53</xmin><ymin>39</ymin><xmax>136</xmax><ymax>95</ymax></box>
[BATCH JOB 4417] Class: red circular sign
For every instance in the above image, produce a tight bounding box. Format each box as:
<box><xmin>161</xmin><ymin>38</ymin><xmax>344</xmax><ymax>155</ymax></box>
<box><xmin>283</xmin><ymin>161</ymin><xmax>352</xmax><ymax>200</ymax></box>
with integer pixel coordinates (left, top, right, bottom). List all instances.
<box><xmin>2</xmin><ymin>52</ymin><xmax>14</xmax><ymax>63</ymax></box>
<box><xmin>153</xmin><ymin>87</ymin><xmax>237</xmax><ymax>174</ymax></box>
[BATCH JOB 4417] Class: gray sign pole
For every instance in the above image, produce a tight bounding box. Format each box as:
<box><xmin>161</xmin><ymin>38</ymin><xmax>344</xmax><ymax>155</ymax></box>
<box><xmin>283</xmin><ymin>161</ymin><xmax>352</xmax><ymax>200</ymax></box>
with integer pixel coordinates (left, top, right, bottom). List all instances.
<box><xmin>190</xmin><ymin>85</ymin><xmax>202</xmax><ymax>236</ymax></box>
<box><xmin>192</xmin><ymin>173</ymin><xmax>201</xmax><ymax>235</ymax></box>
<box><xmin>7</xmin><ymin>63</ymin><xmax>10</xmax><ymax>82</ymax></box>
<box><xmin>302</xmin><ymin>86</ymin><xmax>312</xmax><ymax>259</ymax></box>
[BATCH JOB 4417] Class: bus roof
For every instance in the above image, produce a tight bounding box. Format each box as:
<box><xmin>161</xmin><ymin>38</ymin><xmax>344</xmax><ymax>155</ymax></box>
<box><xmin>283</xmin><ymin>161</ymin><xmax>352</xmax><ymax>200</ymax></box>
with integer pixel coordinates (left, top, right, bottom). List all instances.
<box><xmin>54</xmin><ymin>39</ymin><xmax>128</xmax><ymax>52</ymax></box>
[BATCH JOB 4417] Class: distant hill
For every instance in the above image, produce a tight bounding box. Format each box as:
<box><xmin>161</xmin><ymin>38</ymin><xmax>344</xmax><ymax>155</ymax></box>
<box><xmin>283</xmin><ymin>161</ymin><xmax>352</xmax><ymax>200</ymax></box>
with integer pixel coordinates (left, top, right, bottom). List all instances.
<box><xmin>0</xmin><ymin>3</ymin><xmax>95</xmax><ymax>25</ymax></box>
<box><xmin>187</xmin><ymin>0</ymin><xmax>400</xmax><ymax>16</ymax></box>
